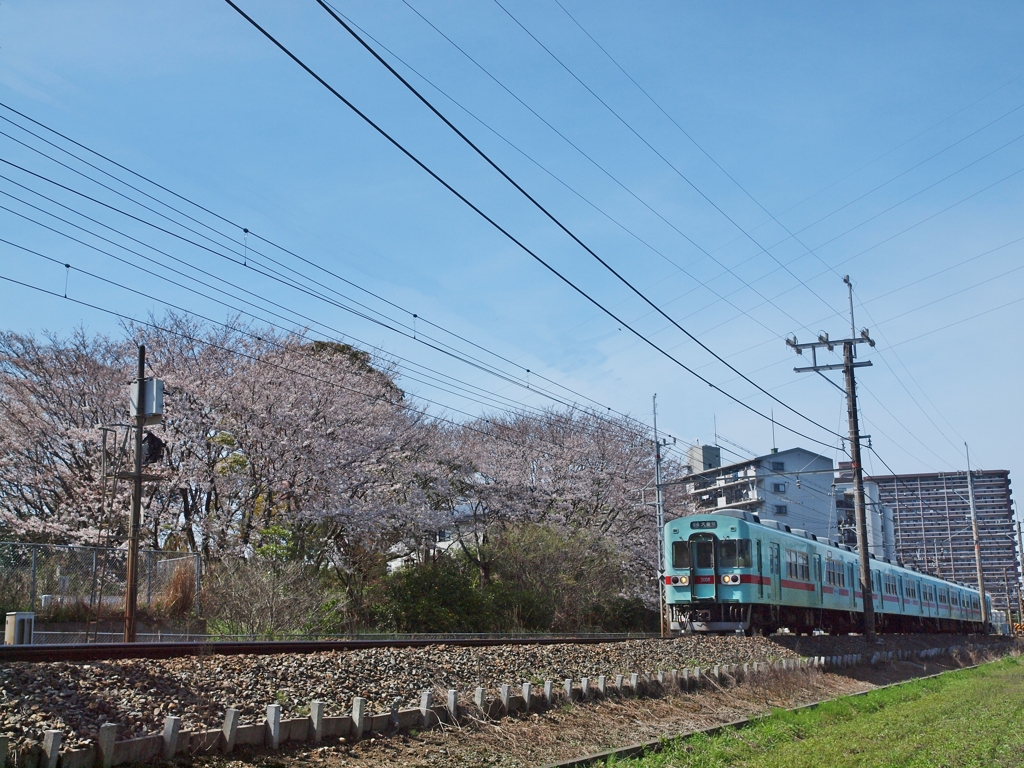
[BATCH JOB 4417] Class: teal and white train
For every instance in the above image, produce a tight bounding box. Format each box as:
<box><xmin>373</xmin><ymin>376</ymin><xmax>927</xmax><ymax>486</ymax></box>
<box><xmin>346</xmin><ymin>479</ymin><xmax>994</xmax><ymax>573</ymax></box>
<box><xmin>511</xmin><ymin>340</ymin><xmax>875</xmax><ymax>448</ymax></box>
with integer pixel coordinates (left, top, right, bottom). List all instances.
<box><xmin>665</xmin><ymin>510</ymin><xmax>992</xmax><ymax>635</ymax></box>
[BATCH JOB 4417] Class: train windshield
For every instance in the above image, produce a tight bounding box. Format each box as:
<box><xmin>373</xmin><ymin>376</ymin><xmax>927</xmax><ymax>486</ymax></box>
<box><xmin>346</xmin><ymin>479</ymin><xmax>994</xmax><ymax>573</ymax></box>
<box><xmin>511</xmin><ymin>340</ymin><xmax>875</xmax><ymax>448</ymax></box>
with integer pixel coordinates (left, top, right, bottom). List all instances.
<box><xmin>671</xmin><ymin>541</ymin><xmax>691</xmax><ymax>569</ymax></box>
<box><xmin>719</xmin><ymin>539</ymin><xmax>752</xmax><ymax>568</ymax></box>
<box><xmin>694</xmin><ymin>539</ymin><xmax>715</xmax><ymax>569</ymax></box>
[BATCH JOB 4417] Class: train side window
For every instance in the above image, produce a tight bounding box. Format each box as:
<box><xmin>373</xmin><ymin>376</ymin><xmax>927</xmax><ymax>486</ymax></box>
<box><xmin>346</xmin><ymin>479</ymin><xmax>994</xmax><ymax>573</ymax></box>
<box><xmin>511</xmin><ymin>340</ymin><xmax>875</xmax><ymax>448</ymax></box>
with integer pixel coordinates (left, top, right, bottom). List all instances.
<box><xmin>787</xmin><ymin>550</ymin><xmax>809</xmax><ymax>580</ymax></box>
<box><xmin>826</xmin><ymin>559</ymin><xmax>845</xmax><ymax>587</ymax></box>
<box><xmin>672</xmin><ymin>541</ymin><xmax>692</xmax><ymax>569</ymax></box>
<box><xmin>694</xmin><ymin>540</ymin><xmax>715</xmax><ymax>569</ymax></box>
<box><xmin>719</xmin><ymin>539</ymin><xmax>752</xmax><ymax>568</ymax></box>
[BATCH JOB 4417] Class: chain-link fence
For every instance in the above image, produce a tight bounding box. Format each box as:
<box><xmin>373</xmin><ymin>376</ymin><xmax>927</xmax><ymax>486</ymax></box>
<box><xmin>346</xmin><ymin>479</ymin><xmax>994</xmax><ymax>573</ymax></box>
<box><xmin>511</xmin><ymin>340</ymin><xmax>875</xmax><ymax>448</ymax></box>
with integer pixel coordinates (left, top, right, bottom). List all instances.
<box><xmin>0</xmin><ymin>541</ymin><xmax>200</xmax><ymax>623</ymax></box>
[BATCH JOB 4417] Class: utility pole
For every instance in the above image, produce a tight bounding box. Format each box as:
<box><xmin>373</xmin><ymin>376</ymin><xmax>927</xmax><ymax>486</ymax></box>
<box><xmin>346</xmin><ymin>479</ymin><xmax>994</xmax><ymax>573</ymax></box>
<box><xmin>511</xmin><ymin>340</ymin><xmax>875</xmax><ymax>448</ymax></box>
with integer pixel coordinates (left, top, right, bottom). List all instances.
<box><xmin>786</xmin><ymin>275</ymin><xmax>877</xmax><ymax>642</ymax></box>
<box><xmin>122</xmin><ymin>346</ymin><xmax>164</xmax><ymax>642</ymax></box>
<box><xmin>965</xmin><ymin>443</ymin><xmax>988</xmax><ymax>630</ymax></box>
<box><xmin>652</xmin><ymin>394</ymin><xmax>667</xmax><ymax>638</ymax></box>
<box><xmin>1017</xmin><ymin>515</ymin><xmax>1023</xmax><ymax>631</ymax></box>
<box><xmin>124</xmin><ymin>345</ymin><xmax>145</xmax><ymax>643</ymax></box>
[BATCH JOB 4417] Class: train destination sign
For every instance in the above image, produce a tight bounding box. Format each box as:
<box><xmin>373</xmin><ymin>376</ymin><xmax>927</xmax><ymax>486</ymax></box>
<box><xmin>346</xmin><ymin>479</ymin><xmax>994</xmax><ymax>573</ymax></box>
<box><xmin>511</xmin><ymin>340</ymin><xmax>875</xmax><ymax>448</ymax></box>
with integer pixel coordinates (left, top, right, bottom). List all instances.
<box><xmin>689</xmin><ymin>520</ymin><xmax>718</xmax><ymax>529</ymax></box>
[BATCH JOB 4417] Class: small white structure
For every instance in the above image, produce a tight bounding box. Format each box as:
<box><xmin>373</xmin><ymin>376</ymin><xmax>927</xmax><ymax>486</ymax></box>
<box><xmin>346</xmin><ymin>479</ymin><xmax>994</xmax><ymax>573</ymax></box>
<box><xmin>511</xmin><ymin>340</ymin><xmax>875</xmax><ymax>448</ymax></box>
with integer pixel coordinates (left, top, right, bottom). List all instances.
<box><xmin>5</xmin><ymin>612</ymin><xmax>34</xmax><ymax>645</ymax></box>
<box><xmin>130</xmin><ymin>377</ymin><xmax>164</xmax><ymax>426</ymax></box>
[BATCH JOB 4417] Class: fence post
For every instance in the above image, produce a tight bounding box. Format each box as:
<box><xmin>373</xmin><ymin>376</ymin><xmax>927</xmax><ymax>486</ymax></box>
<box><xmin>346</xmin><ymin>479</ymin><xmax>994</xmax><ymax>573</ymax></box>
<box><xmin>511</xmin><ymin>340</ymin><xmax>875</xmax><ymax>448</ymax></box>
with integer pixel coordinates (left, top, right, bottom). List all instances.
<box><xmin>30</xmin><ymin>546</ymin><xmax>37</xmax><ymax>612</ymax></box>
<box><xmin>146</xmin><ymin>551</ymin><xmax>153</xmax><ymax>610</ymax></box>
<box><xmin>90</xmin><ymin>548</ymin><xmax>97</xmax><ymax>610</ymax></box>
<box><xmin>194</xmin><ymin>554</ymin><xmax>202</xmax><ymax>615</ymax></box>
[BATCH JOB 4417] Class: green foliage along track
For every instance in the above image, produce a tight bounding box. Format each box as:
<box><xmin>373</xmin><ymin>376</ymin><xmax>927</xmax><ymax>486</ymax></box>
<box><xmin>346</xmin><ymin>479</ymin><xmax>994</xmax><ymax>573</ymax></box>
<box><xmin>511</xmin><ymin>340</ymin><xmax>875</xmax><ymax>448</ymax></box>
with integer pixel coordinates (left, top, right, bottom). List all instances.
<box><xmin>612</xmin><ymin>656</ymin><xmax>1024</xmax><ymax>768</ymax></box>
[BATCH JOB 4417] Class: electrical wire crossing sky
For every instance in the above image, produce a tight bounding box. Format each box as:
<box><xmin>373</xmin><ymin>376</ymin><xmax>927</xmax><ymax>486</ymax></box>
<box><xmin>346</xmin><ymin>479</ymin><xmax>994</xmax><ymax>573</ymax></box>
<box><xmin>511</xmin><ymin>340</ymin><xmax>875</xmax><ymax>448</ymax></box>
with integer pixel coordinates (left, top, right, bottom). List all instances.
<box><xmin>1</xmin><ymin>0</ymin><xmax>1023</xmax><ymax>483</ymax></box>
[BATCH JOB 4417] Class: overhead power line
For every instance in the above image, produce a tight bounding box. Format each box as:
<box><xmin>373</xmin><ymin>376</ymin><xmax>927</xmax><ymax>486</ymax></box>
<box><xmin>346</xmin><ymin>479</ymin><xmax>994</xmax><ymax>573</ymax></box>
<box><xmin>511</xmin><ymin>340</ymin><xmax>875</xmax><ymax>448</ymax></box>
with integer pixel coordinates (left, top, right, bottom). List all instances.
<box><xmin>391</xmin><ymin>0</ymin><xmax>831</xmax><ymax>334</ymax></box>
<box><xmin>0</xmin><ymin>267</ymin><xmax>662</xmax><ymax>461</ymax></box>
<box><xmin>273</xmin><ymin>0</ymin><xmax>844</xmax><ymax>447</ymax></box>
<box><xmin>489</xmin><ymin>0</ymin><xmax>845</xmax><ymax>321</ymax></box>
<box><xmin>0</xmin><ymin>100</ymin><xmax>691</xmax><ymax>446</ymax></box>
<box><xmin>0</xmin><ymin>102</ymin><xmax>707</xmax><ymax>452</ymax></box>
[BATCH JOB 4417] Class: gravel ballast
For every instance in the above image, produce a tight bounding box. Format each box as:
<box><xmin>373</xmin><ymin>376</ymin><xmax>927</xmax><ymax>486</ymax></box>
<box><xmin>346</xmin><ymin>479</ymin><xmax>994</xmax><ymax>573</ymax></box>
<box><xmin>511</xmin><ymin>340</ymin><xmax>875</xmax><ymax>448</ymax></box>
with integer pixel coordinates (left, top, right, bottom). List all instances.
<box><xmin>0</xmin><ymin>633</ymin><xmax>1007</xmax><ymax>753</ymax></box>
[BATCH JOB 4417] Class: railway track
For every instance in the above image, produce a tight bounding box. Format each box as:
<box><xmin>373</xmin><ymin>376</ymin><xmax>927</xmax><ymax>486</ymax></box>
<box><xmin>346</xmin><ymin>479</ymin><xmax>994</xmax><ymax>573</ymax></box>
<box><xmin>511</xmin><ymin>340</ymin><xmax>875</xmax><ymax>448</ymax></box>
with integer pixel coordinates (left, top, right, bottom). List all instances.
<box><xmin>0</xmin><ymin>633</ymin><xmax>660</xmax><ymax>663</ymax></box>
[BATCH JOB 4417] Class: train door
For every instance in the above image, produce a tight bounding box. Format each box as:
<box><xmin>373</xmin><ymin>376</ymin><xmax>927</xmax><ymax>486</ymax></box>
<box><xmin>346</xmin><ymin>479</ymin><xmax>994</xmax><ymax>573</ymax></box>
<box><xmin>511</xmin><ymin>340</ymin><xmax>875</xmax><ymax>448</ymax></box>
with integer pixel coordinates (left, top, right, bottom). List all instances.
<box><xmin>897</xmin><ymin>575</ymin><xmax>904</xmax><ymax>612</ymax></box>
<box><xmin>769</xmin><ymin>543</ymin><xmax>781</xmax><ymax>601</ymax></box>
<box><xmin>850</xmin><ymin>563</ymin><xmax>857</xmax><ymax>607</ymax></box>
<box><xmin>756</xmin><ymin>540</ymin><xmax>764</xmax><ymax>599</ymax></box>
<box><xmin>691</xmin><ymin>534</ymin><xmax>717</xmax><ymax>601</ymax></box>
<box><xmin>814</xmin><ymin>554</ymin><xmax>823</xmax><ymax>605</ymax></box>
<box><xmin>872</xmin><ymin>570</ymin><xmax>882</xmax><ymax>613</ymax></box>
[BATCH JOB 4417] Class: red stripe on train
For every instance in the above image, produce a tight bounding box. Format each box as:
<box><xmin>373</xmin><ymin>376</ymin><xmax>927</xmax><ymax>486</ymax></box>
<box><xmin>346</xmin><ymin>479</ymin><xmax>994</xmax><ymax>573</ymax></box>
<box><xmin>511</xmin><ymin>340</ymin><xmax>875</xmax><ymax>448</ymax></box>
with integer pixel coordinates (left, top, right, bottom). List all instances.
<box><xmin>780</xmin><ymin>579</ymin><xmax>816</xmax><ymax>592</ymax></box>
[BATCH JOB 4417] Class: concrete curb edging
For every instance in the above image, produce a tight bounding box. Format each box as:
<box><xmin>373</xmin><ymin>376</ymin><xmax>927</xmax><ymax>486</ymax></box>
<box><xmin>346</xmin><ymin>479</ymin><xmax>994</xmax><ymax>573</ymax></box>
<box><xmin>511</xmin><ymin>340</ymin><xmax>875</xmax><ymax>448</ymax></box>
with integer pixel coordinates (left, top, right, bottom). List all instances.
<box><xmin>540</xmin><ymin>643</ymin><xmax>1015</xmax><ymax>768</ymax></box>
<box><xmin>3</xmin><ymin>641</ymin><xmax>1003</xmax><ymax>768</ymax></box>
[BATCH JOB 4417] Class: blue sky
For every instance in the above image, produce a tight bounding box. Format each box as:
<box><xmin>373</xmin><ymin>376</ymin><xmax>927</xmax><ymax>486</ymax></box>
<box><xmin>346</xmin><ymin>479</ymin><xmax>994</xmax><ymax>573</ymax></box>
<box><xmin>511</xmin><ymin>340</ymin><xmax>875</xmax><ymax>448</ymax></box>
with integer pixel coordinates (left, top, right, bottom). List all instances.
<box><xmin>1</xmin><ymin>0</ymin><xmax>1023</xmax><ymax>488</ymax></box>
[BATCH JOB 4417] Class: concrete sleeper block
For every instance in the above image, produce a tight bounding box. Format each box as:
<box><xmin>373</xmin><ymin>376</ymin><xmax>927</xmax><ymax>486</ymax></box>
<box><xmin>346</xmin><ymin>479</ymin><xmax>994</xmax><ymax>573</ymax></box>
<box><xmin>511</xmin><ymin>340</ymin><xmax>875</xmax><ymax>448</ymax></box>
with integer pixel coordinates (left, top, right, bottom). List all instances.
<box><xmin>544</xmin><ymin>680</ymin><xmax>554</xmax><ymax>705</ymax></box>
<box><xmin>222</xmin><ymin>709</ymin><xmax>240</xmax><ymax>754</ymax></box>
<box><xmin>500</xmin><ymin>684</ymin><xmax>511</xmax><ymax>711</ymax></box>
<box><xmin>162</xmin><ymin>716</ymin><xmax>181</xmax><ymax>760</ymax></box>
<box><xmin>581</xmin><ymin>677</ymin><xmax>590</xmax><ymax>699</ymax></box>
<box><xmin>447</xmin><ymin>690</ymin><xmax>458</xmax><ymax>722</ymax></box>
<box><xmin>352</xmin><ymin>697</ymin><xmax>366</xmax><ymax>740</ymax></box>
<box><xmin>474</xmin><ymin>687</ymin><xmax>486</xmax><ymax>712</ymax></box>
<box><xmin>310</xmin><ymin>700</ymin><xmax>324</xmax><ymax>743</ymax></box>
<box><xmin>266</xmin><ymin>704</ymin><xmax>282</xmax><ymax>750</ymax></box>
<box><xmin>420</xmin><ymin>691</ymin><xmax>433</xmax><ymax>728</ymax></box>
<box><xmin>522</xmin><ymin>682</ymin><xmax>532</xmax><ymax>712</ymax></box>
<box><xmin>97</xmin><ymin>723</ymin><xmax>117</xmax><ymax>768</ymax></box>
<box><xmin>42</xmin><ymin>731</ymin><xmax>62</xmax><ymax>768</ymax></box>
<box><xmin>597</xmin><ymin>675</ymin><xmax>607</xmax><ymax>696</ymax></box>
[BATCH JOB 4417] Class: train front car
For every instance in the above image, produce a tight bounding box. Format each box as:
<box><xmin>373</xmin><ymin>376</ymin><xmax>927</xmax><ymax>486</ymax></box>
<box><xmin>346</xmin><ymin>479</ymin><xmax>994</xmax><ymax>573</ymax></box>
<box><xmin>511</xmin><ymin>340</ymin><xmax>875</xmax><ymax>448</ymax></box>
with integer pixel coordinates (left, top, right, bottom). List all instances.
<box><xmin>664</xmin><ymin>510</ymin><xmax>764</xmax><ymax>634</ymax></box>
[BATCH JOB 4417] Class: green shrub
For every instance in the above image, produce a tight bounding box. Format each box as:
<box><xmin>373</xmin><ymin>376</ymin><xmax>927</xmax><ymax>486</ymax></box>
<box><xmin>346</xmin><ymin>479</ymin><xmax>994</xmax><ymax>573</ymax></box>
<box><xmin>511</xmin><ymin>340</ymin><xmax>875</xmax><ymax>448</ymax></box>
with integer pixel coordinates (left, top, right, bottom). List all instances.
<box><xmin>369</xmin><ymin>556</ymin><xmax>496</xmax><ymax>633</ymax></box>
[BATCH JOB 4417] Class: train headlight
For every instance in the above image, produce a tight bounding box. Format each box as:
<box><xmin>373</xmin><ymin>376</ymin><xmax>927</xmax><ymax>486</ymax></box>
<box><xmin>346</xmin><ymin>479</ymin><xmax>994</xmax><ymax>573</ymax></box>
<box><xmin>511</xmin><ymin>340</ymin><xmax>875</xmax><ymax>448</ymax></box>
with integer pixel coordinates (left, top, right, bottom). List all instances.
<box><xmin>678</xmin><ymin>575</ymin><xmax>689</xmax><ymax>586</ymax></box>
<box><xmin>722</xmin><ymin>575</ymin><xmax>730</xmax><ymax>584</ymax></box>
<box><xmin>722</xmin><ymin>574</ymin><xmax>740</xmax><ymax>584</ymax></box>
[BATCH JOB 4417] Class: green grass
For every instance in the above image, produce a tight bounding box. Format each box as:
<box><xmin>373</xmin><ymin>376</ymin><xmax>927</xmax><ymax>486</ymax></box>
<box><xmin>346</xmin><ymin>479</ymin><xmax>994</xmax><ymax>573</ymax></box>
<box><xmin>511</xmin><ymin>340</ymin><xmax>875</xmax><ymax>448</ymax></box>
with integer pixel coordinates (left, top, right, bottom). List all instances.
<box><xmin>609</xmin><ymin>656</ymin><xmax>1024</xmax><ymax>767</ymax></box>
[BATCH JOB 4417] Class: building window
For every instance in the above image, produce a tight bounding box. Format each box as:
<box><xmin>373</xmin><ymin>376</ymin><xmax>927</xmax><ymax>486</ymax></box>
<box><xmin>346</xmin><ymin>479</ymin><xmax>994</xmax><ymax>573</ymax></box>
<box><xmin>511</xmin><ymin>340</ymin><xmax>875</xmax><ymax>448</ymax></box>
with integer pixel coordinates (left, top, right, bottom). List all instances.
<box><xmin>771</xmin><ymin>461</ymin><xmax>785</xmax><ymax>471</ymax></box>
<box><xmin>774</xmin><ymin>504</ymin><xmax>788</xmax><ymax>516</ymax></box>
<box><xmin>772</xmin><ymin>482</ymin><xmax>787</xmax><ymax>493</ymax></box>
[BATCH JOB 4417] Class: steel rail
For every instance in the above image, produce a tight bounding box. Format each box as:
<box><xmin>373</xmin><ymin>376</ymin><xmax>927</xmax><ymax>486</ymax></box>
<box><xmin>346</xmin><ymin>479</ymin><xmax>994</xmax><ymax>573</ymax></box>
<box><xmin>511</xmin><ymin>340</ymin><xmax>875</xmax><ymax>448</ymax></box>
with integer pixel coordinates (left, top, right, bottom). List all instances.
<box><xmin>0</xmin><ymin>633</ymin><xmax>661</xmax><ymax>663</ymax></box>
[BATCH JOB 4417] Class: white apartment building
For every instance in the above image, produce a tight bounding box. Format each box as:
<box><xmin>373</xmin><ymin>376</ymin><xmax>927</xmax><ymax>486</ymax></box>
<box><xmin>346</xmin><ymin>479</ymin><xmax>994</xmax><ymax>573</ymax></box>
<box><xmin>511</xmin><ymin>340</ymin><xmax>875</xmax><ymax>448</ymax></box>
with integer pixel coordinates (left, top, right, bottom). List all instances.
<box><xmin>676</xmin><ymin>447</ymin><xmax>838</xmax><ymax>541</ymax></box>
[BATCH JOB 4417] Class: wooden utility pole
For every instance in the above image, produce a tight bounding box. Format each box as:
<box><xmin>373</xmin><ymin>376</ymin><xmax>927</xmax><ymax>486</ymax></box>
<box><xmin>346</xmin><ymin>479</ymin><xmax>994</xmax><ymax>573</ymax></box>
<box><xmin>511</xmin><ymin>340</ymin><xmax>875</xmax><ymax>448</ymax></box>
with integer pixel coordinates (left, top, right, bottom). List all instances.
<box><xmin>124</xmin><ymin>345</ymin><xmax>145</xmax><ymax>643</ymax></box>
<box><xmin>786</xmin><ymin>276</ymin><xmax>877</xmax><ymax>642</ymax></box>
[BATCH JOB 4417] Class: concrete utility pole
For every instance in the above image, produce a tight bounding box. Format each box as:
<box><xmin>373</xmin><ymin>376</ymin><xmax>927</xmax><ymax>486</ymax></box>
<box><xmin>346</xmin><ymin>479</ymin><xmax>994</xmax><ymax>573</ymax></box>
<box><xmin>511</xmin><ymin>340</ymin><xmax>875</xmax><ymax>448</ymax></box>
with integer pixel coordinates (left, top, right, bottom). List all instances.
<box><xmin>124</xmin><ymin>345</ymin><xmax>145</xmax><ymax>643</ymax></box>
<box><xmin>786</xmin><ymin>276</ymin><xmax>877</xmax><ymax>642</ymax></box>
<box><xmin>1017</xmin><ymin>516</ymin><xmax>1024</xmax><ymax>630</ymax></box>
<box><xmin>965</xmin><ymin>443</ymin><xmax>988</xmax><ymax>630</ymax></box>
<box><xmin>652</xmin><ymin>394</ymin><xmax>667</xmax><ymax>638</ymax></box>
